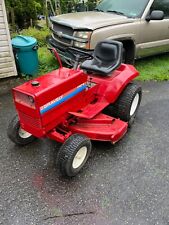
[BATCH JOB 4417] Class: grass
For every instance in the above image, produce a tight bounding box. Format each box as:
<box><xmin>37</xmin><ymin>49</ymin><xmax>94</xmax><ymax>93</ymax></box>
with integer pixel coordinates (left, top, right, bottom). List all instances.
<box><xmin>135</xmin><ymin>53</ymin><xmax>169</xmax><ymax>81</ymax></box>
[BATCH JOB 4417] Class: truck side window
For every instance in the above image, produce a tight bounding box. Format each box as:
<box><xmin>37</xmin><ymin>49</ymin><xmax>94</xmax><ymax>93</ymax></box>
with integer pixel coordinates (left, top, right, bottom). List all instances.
<box><xmin>151</xmin><ymin>0</ymin><xmax>169</xmax><ymax>18</ymax></box>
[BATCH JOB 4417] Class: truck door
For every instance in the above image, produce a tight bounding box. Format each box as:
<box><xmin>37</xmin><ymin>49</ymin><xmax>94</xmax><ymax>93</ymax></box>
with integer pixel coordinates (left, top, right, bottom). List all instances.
<box><xmin>137</xmin><ymin>0</ymin><xmax>169</xmax><ymax>58</ymax></box>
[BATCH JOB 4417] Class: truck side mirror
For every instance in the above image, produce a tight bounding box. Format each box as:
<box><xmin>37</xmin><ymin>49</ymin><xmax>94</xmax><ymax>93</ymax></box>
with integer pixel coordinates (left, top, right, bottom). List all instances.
<box><xmin>146</xmin><ymin>10</ymin><xmax>164</xmax><ymax>22</ymax></box>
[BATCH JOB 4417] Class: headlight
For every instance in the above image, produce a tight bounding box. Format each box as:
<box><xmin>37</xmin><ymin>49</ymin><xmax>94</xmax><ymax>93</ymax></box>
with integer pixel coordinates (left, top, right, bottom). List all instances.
<box><xmin>14</xmin><ymin>91</ymin><xmax>35</xmax><ymax>109</ymax></box>
<box><xmin>75</xmin><ymin>31</ymin><xmax>92</xmax><ymax>39</ymax></box>
<box><xmin>28</xmin><ymin>96</ymin><xmax>34</xmax><ymax>104</ymax></box>
<box><xmin>74</xmin><ymin>42</ymin><xmax>88</xmax><ymax>48</ymax></box>
<box><xmin>74</xmin><ymin>31</ymin><xmax>92</xmax><ymax>49</ymax></box>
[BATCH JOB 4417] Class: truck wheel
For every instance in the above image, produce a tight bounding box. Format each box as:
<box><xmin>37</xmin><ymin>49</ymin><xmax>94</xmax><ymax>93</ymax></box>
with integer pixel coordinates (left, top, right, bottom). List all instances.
<box><xmin>57</xmin><ymin>134</ymin><xmax>92</xmax><ymax>177</ymax></box>
<box><xmin>7</xmin><ymin>115</ymin><xmax>36</xmax><ymax>146</ymax></box>
<box><xmin>122</xmin><ymin>40</ymin><xmax>135</xmax><ymax>64</ymax></box>
<box><xmin>110</xmin><ymin>83</ymin><xmax>142</xmax><ymax>125</ymax></box>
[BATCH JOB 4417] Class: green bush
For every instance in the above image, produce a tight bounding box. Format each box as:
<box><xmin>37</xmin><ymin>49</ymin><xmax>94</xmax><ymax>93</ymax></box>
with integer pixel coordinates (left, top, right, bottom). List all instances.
<box><xmin>12</xmin><ymin>27</ymin><xmax>50</xmax><ymax>47</ymax></box>
<box><xmin>38</xmin><ymin>47</ymin><xmax>58</xmax><ymax>75</ymax></box>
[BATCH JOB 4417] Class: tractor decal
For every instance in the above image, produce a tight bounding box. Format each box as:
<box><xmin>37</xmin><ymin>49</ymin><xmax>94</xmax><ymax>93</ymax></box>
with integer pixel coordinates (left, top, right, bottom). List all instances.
<box><xmin>40</xmin><ymin>83</ymin><xmax>87</xmax><ymax>115</ymax></box>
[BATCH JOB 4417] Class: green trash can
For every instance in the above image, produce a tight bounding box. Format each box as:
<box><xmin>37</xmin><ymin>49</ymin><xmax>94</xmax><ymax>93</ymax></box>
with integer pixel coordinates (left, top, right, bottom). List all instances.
<box><xmin>12</xmin><ymin>35</ymin><xmax>39</xmax><ymax>75</ymax></box>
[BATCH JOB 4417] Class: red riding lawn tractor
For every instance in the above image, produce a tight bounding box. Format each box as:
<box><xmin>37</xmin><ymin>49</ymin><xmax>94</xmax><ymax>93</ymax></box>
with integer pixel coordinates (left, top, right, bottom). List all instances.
<box><xmin>7</xmin><ymin>40</ymin><xmax>142</xmax><ymax>177</ymax></box>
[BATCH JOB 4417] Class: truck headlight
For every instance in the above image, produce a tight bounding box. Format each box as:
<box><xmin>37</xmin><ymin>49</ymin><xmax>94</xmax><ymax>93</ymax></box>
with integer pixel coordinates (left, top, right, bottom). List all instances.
<box><xmin>74</xmin><ymin>31</ymin><xmax>92</xmax><ymax>49</ymax></box>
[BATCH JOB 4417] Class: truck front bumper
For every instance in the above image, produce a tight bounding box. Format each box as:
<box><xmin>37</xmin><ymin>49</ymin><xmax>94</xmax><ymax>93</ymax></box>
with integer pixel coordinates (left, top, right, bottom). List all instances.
<box><xmin>47</xmin><ymin>35</ymin><xmax>93</xmax><ymax>67</ymax></box>
<box><xmin>47</xmin><ymin>35</ymin><xmax>75</xmax><ymax>66</ymax></box>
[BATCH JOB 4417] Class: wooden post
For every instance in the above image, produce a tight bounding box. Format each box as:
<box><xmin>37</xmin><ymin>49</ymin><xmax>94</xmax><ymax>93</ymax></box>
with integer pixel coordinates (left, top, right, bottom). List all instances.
<box><xmin>45</xmin><ymin>0</ymin><xmax>49</xmax><ymax>27</ymax></box>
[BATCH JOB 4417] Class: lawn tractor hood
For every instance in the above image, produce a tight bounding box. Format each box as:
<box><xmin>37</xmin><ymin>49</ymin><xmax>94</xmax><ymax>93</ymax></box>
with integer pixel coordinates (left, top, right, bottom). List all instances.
<box><xmin>13</xmin><ymin>68</ymin><xmax>88</xmax><ymax>137</ymax></box>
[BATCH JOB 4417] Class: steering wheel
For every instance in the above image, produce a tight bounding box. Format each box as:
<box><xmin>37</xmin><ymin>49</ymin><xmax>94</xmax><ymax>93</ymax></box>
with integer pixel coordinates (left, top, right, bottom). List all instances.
<box><xmin>66</xmin><ymin>47</ymin><xmax>94</xmax><ymax>69</ymax></box>
<box><xmin>66</xmin><ymin>47</ymin><xmax>93</xmax><ymax>61</ymax></box>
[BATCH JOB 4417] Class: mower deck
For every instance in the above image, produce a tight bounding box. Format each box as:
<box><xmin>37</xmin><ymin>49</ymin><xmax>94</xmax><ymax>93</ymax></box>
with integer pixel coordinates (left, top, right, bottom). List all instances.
<box><xmin>69</xmin><ymin>113</ymin><xmax>128</xmax><ymax>143</ymax></box>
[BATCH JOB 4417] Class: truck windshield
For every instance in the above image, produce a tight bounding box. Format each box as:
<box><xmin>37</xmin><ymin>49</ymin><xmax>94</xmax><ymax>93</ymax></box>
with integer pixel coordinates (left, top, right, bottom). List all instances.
<box><xmin>95</xmin><ymin>0</ymin><xmax>149</xmax><ymax>18</ymax></box>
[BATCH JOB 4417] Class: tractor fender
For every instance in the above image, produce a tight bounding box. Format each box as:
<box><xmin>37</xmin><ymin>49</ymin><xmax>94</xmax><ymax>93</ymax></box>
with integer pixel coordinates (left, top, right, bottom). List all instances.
<box><xmin>93</xmin><ymin>64</ymin><xmax>139</xmax><ymax>105</ymax></box>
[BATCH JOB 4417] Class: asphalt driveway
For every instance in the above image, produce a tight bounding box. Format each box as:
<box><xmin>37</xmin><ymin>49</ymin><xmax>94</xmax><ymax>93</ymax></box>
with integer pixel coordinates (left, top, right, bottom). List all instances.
<box><xmin>0</xmin><ymin>81</ymin><xmax>169</xmax><ymax>225</ymax></box>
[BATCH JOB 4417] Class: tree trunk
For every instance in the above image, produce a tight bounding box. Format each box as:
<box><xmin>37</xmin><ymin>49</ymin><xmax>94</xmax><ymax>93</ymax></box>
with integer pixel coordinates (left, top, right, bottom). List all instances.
<box><xmin>44</xmin><ymin>0</ymin><xmax>49</xmax><ymax>27</ymax></box>
<box><xmin>11</xmin><ymin>7</ymin><xmax>15</xmax><ymax>31</ymax></box>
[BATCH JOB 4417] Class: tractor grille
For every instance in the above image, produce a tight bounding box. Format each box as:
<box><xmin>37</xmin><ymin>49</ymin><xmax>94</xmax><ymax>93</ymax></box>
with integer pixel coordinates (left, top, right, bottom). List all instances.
<box><xmin>52</xmin><ymin>23</ymin><xmax>74</xmax><ymax>45</ymax></box>
<box><xmin>19</xmin><ymin>111</ymin><xmax>42</xmax><ymax>129</ymax></box>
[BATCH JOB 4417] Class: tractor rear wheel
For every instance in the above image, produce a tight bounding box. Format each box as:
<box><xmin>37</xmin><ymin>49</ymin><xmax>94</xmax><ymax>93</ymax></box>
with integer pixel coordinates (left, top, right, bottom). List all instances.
<box><xmin>109</xmin><ymin>83</ymin><xmax>142</xmax><ymax>126</ymax></box>
<box><xmin>7</xmin><ymin>114</ymin><xmax>36</xmax><ymax>145</ymax></box>
<box><xmin>57</xmin><ymin>134</ymin><xmax>92</xmax><ymax>177</ymax></box>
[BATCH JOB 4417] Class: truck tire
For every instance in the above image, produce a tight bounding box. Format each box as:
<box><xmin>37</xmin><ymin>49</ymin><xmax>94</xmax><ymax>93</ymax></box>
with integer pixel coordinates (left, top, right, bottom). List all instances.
<box><xmin>122</xmin><ymin>40</ymin><xmax>135</xmax><ymax>64</ymax></box>
<box><xmin>57</xmin><ymin>134</ymin><xmax>92</xmax><ymax>177</ymax></box>
<box><xmin>7</xmin><ymin>114</ymin><xmax>36</xmax><ymax>146</ymax></box>
<box><xmin>109</xmin><ymin>83</ymin><xmax>142</xmax><ymax>126</ymax></box>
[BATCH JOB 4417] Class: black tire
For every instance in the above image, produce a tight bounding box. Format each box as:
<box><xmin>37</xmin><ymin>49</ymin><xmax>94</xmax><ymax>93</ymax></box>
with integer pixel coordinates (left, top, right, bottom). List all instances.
<box><xmin>122</xmin><ymin>41</ymin><xmax>135</xmax><ymax>65</ymax></box>
<box><xmin>124</xmin><ymin>49</ymin><xmax>135</xmax><ymax>65</ymax></box>
<box><xmin>7</xmin><ymin>114</ymin><xmax>36</xmax><ymax>146</ymax></box>
<box><xmin>122</xmin><ymin>48</ymin><xmax>125</xmax><ymax>63</ymax></box>
<box><xmin>122</xmin><ymin>48</ymin><xmax>135</xmax><ymax>64</ymax></box>
<box><xmin>57</xmin><ymin>134</ymin><xmax>92</xmax><ymax>177</ymax></box>
<box><xmin>109</xmin><ymin>83</ymin><xmax>142</xmax><ymax>125</ymax></box>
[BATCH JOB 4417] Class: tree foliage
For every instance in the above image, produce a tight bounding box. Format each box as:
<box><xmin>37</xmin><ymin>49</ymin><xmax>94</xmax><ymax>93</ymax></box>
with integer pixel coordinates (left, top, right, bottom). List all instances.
<box><xmin>5</xmin><ymin>0</ymin><xmax>98</xmax><ymax>28</ymax></box>
<box><xmin>5</xmin><ymin>0</ymin><xmax>43</xmax><ymax>28</ymax></box>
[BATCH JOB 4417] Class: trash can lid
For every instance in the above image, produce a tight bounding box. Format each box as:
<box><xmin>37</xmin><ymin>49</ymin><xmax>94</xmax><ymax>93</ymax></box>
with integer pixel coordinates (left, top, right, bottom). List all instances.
<box><xmin>12</xmin><ymin>35</ymin><xmax>37</xmax><ymax>48</ymax></box>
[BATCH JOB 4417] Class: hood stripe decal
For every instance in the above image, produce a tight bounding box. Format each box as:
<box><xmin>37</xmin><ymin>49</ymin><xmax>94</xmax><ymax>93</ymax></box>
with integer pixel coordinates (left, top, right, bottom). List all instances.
<box><xmin>40</xmin><ymin>84</ymin><xmax>87</xmax><ymax>115</ymax></box>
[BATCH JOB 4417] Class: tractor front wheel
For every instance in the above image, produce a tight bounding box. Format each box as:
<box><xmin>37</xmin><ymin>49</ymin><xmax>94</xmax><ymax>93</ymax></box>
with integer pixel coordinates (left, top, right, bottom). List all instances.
<box><xmin>7</xmin><ymin>115</ymin><xmax>36</xmax><ymax>146</ymax></box>
<box><xmin>57</xmin><ymin>134</ymin><xmax>92</xmax><ymax>177</ymax></box>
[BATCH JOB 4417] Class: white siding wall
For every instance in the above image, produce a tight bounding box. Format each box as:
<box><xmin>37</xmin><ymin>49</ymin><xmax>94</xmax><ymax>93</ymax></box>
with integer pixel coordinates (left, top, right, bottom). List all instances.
<box><xmin>0</xmin><ymin>0</ymin><xmax>17</xmax><ymax>78</ymax></box>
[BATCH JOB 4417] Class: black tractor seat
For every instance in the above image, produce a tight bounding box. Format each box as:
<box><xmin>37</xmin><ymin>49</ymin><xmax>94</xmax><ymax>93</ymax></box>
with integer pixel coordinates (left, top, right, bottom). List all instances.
<box><xmin>80</xmin><ymin>40</ymin><xmax>123</xmax><ymax>76</ymax></box>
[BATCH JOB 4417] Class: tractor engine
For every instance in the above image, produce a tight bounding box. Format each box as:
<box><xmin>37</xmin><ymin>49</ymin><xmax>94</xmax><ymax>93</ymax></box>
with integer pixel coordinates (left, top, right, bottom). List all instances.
<box><xmin>12</xmin><ymin>68</ymin><xmax>89</xmax><ymax>138</ymax></box>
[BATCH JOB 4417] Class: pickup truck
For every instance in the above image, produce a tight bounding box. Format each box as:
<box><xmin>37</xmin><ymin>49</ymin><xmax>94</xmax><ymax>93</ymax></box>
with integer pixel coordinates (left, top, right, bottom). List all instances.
<box><xmin>48</xmin><ymin>0</ymin><xmax>169</xmax><ymax>65</ymax></box>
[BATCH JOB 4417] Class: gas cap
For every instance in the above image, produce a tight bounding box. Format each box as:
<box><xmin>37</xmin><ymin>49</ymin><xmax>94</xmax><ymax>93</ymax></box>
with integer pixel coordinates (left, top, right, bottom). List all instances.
<box><xmin>31</xmin><ymin>80</ymin><xmax>40</xmax><ymax>87</ymax></box>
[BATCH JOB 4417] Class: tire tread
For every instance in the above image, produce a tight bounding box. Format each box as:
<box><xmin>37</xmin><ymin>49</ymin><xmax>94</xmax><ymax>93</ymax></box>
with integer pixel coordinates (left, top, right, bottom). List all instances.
<box><xmin>7</xmin><ymin>114</ymin><xmax>36</xmax><ymax>146</ymax></box>
<box><xmin>57</xmin><ymin>134</ymin><xmax>91</xmax><ymax>177</ymax></box>
<box><xmin>110</xmin><ymin>83</ymin><xmax>142</xmax><ymax>122</ymax></box>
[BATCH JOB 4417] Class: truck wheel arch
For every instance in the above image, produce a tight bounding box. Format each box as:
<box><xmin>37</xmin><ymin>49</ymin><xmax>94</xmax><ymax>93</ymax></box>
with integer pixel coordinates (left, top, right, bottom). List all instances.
<box><xmin>120</xmin><ymin>39</ymin><xmax>135</xmax><ymax>65</ymax></box>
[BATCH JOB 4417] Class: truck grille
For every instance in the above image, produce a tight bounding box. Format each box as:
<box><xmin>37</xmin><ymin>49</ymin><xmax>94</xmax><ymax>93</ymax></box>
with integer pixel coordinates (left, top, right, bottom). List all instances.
<box><xmin>53</xmin><ymin>34</ymin><xmax>71</xmax><ymax>44</ymax></box>
<box><xmin>19</xmin><ymin>111</ymin><xmax>42</xmax><ymax>129</ymax></box>
<box><xmin>52</xmin><ymin>23</ymin><xmax>74</xmax><ymax>45</ymax></box>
